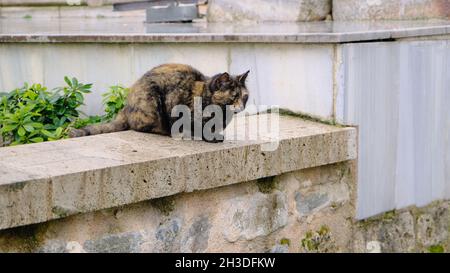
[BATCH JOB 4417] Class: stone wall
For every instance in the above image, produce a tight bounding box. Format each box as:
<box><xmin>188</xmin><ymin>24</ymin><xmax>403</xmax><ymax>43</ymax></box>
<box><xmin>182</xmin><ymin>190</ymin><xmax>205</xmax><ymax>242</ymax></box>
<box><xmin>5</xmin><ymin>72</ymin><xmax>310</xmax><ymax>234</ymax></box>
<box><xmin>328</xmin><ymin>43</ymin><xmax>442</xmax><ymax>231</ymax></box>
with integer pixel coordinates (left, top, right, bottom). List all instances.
<box><xmin>333</xmin><ymin>0</ymin><xmax>450</xmax><ymax>20</ymax></box>
<box><xmin>2</xmin><ymin>158</ymin><xmax>449</xmax><ymax>253</ymax></box>
<box><xmin>354</xmin><ymin>201</ymin><xmax>450</xmax><ymax>253</ymax></box>
<box><xmin>208</xmin><ymin>0</ymin><xmax>450</xmax><ymax>22</ymax></box>
<box><xmin>0</xmin><ymin>161</ymin><xmax>356</xmax><ymax>253</ymax></box>
<box><xmin>2</xmin><ymin>0</ymin><xmax>449</xmax><ymax>21</ymax></box>
<box><xmin>207</xmin><ymin>0</ymin><xmax>332</xmax><ymax>22</ymax></box>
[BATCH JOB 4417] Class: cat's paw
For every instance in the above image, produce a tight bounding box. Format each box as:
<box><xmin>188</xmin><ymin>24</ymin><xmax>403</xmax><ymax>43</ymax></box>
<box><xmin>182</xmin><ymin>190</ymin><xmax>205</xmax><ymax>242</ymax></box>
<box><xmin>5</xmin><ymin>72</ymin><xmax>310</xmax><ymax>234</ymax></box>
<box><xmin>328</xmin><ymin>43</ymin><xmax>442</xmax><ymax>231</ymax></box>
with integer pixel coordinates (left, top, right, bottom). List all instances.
<box><xmin>202</xmin><ymin>134</ymin><xmax>225</xmax><ymax>143</ymax></box>
<box><xmin>68</xmin><ymin>128</ymin><xmax>87</xmax><ymax>138</ymax></box>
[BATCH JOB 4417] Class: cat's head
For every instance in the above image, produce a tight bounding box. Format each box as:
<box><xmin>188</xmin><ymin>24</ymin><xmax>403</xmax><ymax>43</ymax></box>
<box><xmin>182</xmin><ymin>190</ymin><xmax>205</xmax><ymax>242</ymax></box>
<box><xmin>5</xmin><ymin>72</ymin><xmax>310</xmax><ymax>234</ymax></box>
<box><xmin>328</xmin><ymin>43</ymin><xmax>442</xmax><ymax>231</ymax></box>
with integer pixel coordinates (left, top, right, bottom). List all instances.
<box><xmin>209</xmin><ymin>70</ymin><xmax>250</xmax><ymax>112</ymax></box>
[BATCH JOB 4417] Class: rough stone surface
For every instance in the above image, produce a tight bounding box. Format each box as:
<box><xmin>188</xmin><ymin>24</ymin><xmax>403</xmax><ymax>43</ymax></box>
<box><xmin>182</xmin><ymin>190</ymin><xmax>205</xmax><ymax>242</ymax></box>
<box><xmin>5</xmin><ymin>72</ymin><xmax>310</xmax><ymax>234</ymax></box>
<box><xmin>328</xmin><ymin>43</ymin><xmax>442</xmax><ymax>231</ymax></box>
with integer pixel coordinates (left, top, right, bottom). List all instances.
<box><xmin>0</xmin><ymin>161</ymin><xmax>356</xmax><ymax>253</ymax></box>
<box><xmin>415</xmin><ymin>203</ymin><xmax>450</xmax><ymax>247</ymax></box>
<box><xmin>2</xmin><ymin>158</ymin><xmax>449</xmax><ymax>253</ymax></box>
<box><xmin>0</xmin><ymin>115</ymin><xmax>356</xmax><ymax>230</ymax></box>
<box><xmin>269</xmin><ymin>244</ymin><xmax>289</xmax><ymax>253</ymax></box>
<box><xmin>333</xmin><ymin>0</ymin><xmax>450</xmax><ymax>20</ymax></box>
<box><xmin>35</xmin><ymin>240</ymin><xmax>67</xmax><ymax>253</ymax></box>
<box><xmin>222</xmin><ymin>191</ymin><xmax>288</xmax><ymax>242</ymax></box>
<box><xmin>180</xmin><ymin>216</ymin><xmax>211</xmax><ymax>253</ymax></box>
<box><xmin>354</xmin><ymin>211</ymin><xmax>416</xmax><ymax>252</ymax></box>
<box><xmin>207</xmin><ymin>0</ymin><xmax>331</xmax><ymax>22</ymax></box>
<box><xmin>83</xmin><ymin>232</ymin><xmax>143</xmax><ymax>253</ymax></box>
<box><xmin>353</xmin><ymin>202</ymin><xmax>450</xmax><ymax>253</ymax></box>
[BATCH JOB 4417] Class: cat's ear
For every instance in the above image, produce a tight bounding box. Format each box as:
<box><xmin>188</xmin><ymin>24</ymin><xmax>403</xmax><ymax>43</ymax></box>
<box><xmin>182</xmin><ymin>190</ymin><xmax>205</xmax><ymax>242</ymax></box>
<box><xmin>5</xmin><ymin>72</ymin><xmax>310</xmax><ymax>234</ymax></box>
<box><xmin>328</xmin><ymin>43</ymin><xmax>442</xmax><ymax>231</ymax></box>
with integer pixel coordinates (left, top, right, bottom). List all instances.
<box><xmin>237</xmin><ymin>70</ymin><xmax>250</xmax><ymax>85</ymax></box>
<box><xmin>211</xmin><ymin>72</ymin><xmax>231</xmax><ymax>91</ymax></box>
<box><xmin>218</xmin><ymin>72</ymin><xmax>231</xmax><ymax>84</ymax></box>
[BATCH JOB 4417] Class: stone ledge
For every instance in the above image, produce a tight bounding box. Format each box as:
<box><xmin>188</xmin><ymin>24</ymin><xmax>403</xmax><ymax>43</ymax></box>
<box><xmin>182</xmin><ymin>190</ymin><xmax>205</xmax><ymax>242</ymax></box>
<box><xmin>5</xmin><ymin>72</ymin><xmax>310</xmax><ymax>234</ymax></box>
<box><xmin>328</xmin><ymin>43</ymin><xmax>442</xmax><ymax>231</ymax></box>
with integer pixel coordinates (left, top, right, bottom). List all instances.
<box><xmin>0</xmin><ymin>115</ymin><xmax>356</xmax><ymax>230</ymax></box>
<box><xmin>0</xmin><ymin>18</ymin><xmax>449</xmax><ymax>44</ymax></box>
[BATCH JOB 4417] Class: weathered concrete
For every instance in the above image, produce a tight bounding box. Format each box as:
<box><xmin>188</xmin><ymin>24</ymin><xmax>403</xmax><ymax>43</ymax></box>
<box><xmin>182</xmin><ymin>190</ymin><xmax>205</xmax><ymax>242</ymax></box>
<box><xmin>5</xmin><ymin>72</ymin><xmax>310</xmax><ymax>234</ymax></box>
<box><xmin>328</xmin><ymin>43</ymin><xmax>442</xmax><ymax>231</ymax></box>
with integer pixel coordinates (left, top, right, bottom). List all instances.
<box><xmin>353</xmin><ymin>201</ymin><xmax>450</xmax><ymax>253</ymax></box>
<box><xmin>0</xmin><ymin>161</ymin><xmax>357</xmax><ymax>253</ymax></box>
<box><xmin>207</xmin><ymin>0</ymin><xmax>331</xmax><ymax>22</ymax></box>
<box><xmin>333</xmin><ymin>0</ymin><xmax>450</xmax><ymax>21</ymax></box>
<box><xmin>0</xmin><ymin>114</ymin><xmax>357</xmax><ymax>230</ymax></box>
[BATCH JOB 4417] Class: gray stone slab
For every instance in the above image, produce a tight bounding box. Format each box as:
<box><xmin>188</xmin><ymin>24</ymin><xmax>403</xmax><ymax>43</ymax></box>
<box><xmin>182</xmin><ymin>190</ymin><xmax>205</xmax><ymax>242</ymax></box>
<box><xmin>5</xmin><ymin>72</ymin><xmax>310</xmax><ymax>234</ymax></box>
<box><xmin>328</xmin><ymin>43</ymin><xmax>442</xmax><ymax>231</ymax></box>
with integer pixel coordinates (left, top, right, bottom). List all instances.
<box><xmin>0</xmin><ymin>18</ymin><xmax>449</xmax><ymax>43</ymax></box>
<box><xmin>333</xmin><ymin>0</ymin><xmax>450</xmax><ymax>21</ymax></box>
<box><xmin>0</xmin><ymin>115</ymin><xmax>356</xmax><ymax>230</ymax></box>
<box><xmin>207</xmin><ymin>0</ymin><xmax>331</xmax><ymax>22</ymax></box>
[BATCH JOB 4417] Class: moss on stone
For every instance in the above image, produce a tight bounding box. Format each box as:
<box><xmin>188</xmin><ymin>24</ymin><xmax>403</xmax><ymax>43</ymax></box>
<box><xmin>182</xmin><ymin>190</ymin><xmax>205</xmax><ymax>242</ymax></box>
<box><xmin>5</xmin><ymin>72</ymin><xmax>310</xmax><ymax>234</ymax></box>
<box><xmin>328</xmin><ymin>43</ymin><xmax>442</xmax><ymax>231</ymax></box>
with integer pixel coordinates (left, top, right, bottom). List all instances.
<box><xmin>151</xmin><ymin>196</ymin><xmax>175</xmax><ymax>216</ymax></box>
<box><xmin>276</xmin><ymin>108</ymin><xmax>343</xmax><ymax>127</ymax></box>
<box><xmin>301</xmin><ymin>225</ymin><xmax>335</xmax><ymax>253</ymax></box>
<box><xmin>428</xmin><ymin>245</ymin><xmax>444</xmax><ymax>253</ymax></box>
<box><xmin>358</xmin><ymin>209</ymin><xmax>397</xmax><ymax>230</ymax></box>
<box><xmin>7</xmin><ymin>181</ymin><xmax>27</xmax><ymax>192</ymax></box>
<box><xmin>280</xmin><ymin>238</ymin><xmax>291</xmax><ymax>246</ymax></box>
<box><xmin>0</xmin><ymin>223</ymin><xmax>47</xmax><ymax>252</ymax></box>
<box><xmin>256</xmin><ymin>176</ymin><xmax>278</xmax><ymax>194</ymax></box>
<box><xmin>52</xmin><ymin>206</ymin><xmax>72</xmax><ymax>218</ymax></box>
<box><xmin>382</xmin><ymin>210</ymin><xmax>396</xmax><ymax>221</ymax></box>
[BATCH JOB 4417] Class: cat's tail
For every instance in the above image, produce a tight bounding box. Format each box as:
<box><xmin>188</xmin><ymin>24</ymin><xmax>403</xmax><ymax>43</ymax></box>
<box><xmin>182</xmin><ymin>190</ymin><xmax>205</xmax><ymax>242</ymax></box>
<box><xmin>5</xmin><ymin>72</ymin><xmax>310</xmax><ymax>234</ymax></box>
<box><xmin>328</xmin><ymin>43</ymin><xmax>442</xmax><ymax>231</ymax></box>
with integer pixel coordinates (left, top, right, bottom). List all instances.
<box><xmin>69</xmin><ymin>111</ymin><xmax>129</xmax><ymax>138</ymax></box>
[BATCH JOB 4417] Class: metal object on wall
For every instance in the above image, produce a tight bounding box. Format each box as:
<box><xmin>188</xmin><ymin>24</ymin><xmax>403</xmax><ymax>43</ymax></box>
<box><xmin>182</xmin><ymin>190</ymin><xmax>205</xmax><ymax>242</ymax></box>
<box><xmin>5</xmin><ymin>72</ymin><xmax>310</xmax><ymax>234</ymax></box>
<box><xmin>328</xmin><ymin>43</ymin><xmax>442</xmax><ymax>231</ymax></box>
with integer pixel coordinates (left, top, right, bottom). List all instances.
<box><xmin>113</xmin><ymin>0</ymin><xmax>199</xmax><ymax>23</ymax></box>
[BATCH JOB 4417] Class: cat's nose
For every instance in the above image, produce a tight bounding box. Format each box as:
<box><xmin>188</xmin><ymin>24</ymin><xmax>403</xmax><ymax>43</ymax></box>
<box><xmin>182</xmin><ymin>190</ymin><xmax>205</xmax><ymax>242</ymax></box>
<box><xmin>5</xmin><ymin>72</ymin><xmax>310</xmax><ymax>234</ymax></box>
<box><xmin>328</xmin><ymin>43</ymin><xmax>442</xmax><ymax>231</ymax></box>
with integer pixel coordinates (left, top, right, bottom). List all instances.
<box><xmin>232</xmin><ymin>103</ymin><xmax>245</xmax><ymax>113</ymax></box>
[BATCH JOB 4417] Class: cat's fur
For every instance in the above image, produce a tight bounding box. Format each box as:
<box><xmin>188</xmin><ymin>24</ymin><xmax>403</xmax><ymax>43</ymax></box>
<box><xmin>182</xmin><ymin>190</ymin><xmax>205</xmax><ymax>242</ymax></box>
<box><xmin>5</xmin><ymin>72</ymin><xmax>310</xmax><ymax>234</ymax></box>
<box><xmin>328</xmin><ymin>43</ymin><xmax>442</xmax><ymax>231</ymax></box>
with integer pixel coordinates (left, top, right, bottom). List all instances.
<box><xmin>69</xmin><ymin>63</ymin><xmax>250</xmax><ymax>142</ymax></box>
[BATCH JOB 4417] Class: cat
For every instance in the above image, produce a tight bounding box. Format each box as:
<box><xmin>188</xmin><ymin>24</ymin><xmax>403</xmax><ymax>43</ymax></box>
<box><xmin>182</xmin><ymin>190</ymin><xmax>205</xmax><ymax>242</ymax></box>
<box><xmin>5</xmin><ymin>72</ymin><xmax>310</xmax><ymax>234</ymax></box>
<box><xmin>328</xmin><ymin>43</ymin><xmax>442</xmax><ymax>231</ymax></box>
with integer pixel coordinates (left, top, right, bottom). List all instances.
<box><xmin>69</xmin><ymin>63</ymin><xmax>250</xmax><ymax>142</ymax></box>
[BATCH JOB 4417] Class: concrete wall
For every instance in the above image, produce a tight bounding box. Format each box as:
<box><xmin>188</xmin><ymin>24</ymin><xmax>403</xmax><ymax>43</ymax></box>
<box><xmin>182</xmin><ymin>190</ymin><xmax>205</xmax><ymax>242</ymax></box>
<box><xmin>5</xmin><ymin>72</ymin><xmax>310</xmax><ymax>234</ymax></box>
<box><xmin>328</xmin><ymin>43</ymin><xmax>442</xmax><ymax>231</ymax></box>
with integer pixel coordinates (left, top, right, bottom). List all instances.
<box><xmin>0</xmin><ymin>43</ymin><xmax>336</xmax><ymax>119</ymax></box>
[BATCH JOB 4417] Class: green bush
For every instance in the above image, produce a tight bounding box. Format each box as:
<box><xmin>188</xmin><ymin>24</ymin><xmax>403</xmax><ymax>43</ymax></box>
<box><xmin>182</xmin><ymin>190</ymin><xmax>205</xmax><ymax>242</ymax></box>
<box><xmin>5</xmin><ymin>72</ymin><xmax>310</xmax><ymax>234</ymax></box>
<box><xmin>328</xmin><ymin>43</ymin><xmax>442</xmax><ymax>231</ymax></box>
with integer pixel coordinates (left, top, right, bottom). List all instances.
<box><xmin>72</xmin><ymin>85</ymin><xmax>129</xmax><ymax>128</ymax></box>
<box><xmin>102</xmin><ymin>85</ymin><xmax>129</xmax><ymax>122</ymax></box>
<box><xmin>0</xmin><ymin>78</ymin><xmax>128</xmax><ymax>146</ymax></box>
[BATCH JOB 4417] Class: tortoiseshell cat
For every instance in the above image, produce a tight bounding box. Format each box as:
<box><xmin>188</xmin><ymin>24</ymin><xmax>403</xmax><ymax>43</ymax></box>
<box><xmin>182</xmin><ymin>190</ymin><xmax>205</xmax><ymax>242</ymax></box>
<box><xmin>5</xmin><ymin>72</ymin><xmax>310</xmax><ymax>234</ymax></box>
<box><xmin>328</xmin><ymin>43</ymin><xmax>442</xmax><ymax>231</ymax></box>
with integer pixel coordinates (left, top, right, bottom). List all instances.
<box><xmin>69</xmin><ymin>64</ymin><xmax>250</xmax><ymax>142</ymax></box>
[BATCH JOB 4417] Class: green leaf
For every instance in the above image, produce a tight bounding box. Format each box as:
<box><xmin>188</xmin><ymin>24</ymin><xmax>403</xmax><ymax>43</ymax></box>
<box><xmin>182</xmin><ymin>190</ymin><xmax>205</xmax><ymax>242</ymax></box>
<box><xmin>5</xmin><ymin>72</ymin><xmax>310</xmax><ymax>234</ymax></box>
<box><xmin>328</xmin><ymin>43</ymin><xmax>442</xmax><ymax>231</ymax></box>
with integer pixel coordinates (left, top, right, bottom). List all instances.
<box><xmin>41</xmin><ymin>129</ymin><xmax>55</xmax><ymax>138</ymax></box>
<box><xmin>23</xmin><ymin>124</ymin><xmax>35</xmax><ymax>132</ymax></box>
<box><xmin>30</xmin><ymin>122</ymin><xmax>43</xmax><ymax>129</ymax></box>
<box><xmin>55</xmin><ymin>127</ymin><xmax>63</xmax><ymax>137</ymax></box>
<box><xmin>64</xmin><ymin>76</ymin><xmax>72</xmax><ymax>87</ymax></box>
<box><xmin>30</xmin><ymin>137</ymin><xmax>44</xmax><ymax>143</ymax></box>
<box><xmin>75</xmin><ymin>92</ymin><xmax>84</xmax><ymax>103</ymax></box>
<box><xmin>18</xmin><ymin>126</ymin><xmax>26</xmax><ymax>137</ymax></box>
<box><xmin>1</xmin><ymin>124</ymin><xmax>18</xmax><ymax>132</ymax></box>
